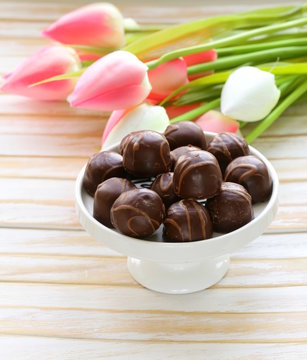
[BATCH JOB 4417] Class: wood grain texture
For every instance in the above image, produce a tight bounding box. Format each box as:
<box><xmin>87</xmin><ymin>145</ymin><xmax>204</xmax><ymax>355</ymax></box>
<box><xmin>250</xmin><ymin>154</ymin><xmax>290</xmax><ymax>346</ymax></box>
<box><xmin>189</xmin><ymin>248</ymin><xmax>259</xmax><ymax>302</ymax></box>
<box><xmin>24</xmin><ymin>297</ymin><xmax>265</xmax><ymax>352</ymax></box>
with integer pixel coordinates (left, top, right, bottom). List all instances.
<box><xmin>0</xmin><ymin>1</ymin><xmax>307</xmax><ymax>358</ymax></box>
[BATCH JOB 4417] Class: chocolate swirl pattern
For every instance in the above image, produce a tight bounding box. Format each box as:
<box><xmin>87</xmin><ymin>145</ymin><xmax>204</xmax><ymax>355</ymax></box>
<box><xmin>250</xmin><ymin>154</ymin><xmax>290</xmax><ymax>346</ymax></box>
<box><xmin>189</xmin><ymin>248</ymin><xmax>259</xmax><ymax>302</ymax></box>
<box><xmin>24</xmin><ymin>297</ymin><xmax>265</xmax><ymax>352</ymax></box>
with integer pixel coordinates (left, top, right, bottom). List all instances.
<box><xmin>121</xmin><ymin>130</ymin><xmax>171</xmax><ymax>177</ymax></box>
<box><xmin>110</xmin><ymin>188</ymin><xmax>165</xmax><ymax>238</ymax></box>
<box><xmin>151</xmin><ymin>172</ymin><xmax>179</xmax><ymax>208</ymax></box>
<box><xmin>94</xmin><ymin>177</ymin><xmax>136</xmax><ymax>228</ymax></box>
<box><xmin>207</xmin><ymin>182</ymin><xmax>253</xmax><ymax>233</ymax></box>
<box><xmin>173</xmin><ymin>150</ymin><xmax>222</xmax><ymax>199</ymax></box>
<box><xmin>83</xmin><ymin>151</ymin><xmax>125</xmax><ymax>196</ymax></box>
<box><xmin>164</xmin><ymin>200</ymin><xmax>213</xmax><ymax>242</ymax></box>
<box><xmin>225</xmin><ymin>155</ymin><xmax>272</xmax><ymax>203</ymax></box>
<box><xmin>207</xmin><ymin>132</ymin><xmax>250</xmax><ymax>174</ymax></box>
<box><xmin>164</xmin><ymin>121</ymin><xmax>207</xmax><ymax>150</ymax></box>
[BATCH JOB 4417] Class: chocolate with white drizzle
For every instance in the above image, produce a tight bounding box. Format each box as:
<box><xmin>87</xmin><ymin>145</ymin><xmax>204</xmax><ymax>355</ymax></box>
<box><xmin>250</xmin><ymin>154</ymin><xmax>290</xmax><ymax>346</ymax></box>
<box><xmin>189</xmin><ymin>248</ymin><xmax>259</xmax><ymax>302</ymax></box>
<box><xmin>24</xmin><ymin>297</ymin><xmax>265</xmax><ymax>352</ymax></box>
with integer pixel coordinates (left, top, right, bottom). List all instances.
<box><xmin>163</xmin><ymin>200</ymin><xmax>212</xmax><ymax>242</ymax></box>
<box><xmin>207</xmin><ymin>132</ymin><xmax>250</xmax><ymax>174</ymax></box>
<box><xmin>110</xmin><ymin>188</ymin><xmax>165</xmax><ymax>238</ymax></box>
<box><xmin>164</xmin><ymin>121</ymin><xmax>207</xmax><ymax>150</ymax></box>
<box><xmin>207</xmin><ymin>182</ymin><xmax>253</xmax><ymax>233</ymax></box>
<box><xmin>151</xmin><ymin>172</ymin><xmax>179</xmax><ymax>208</ymax></box>
<box><xmin>173</xmin><ymin>150</ymin><xmax>222</xmax><ymax>199</ymax></box>
<box><xmin>224</xmin><ymin>155</ymin><xmax>272</xmax><ymax>203</ymax></box>
<box><xmin>121</xmin><ymin>130</ymin><xmax>171</xmax><ymax>177</ymax></box>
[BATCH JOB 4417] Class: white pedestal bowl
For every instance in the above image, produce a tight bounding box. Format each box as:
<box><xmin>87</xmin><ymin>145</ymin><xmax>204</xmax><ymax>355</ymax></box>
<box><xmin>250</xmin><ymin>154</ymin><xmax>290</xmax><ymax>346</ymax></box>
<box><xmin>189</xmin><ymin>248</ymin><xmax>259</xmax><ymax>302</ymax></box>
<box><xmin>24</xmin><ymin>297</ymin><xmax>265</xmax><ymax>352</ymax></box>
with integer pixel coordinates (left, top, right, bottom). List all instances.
<box><xmin>75</xmin><ymin>133</ymin><xmax>279</xmax><ymax>294</ymax></box>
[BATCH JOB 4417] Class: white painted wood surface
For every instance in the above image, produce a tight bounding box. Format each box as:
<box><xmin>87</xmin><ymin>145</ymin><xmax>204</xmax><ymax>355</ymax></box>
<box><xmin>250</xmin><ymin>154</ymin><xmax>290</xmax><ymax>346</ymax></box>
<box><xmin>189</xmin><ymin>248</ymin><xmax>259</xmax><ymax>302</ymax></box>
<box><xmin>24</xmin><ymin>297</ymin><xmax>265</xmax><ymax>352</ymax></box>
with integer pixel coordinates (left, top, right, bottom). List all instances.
<box><xmin>0</xmin><ymin>1</ymin><xmax>306</xmax><ymax>359</ymax></box>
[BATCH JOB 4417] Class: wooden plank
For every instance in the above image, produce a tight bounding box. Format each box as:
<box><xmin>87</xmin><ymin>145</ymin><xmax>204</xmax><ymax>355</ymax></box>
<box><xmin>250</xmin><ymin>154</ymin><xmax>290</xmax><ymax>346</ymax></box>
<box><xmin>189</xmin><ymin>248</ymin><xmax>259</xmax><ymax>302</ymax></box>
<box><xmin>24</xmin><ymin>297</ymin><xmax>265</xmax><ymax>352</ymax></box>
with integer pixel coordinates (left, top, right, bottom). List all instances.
<box><xmin>0</xmin><ymin>229</ymin><xmax>306</xmax><ymax>260</ymax></box>
<box><xmin>0</xmin><ymin>282</ymin><xmax>307</xmax><ymax>313</ymax></box>
<box><xmin>0</xmin><ymin>95</ymin><xmax>104</xmax><ymax>117</ymax></box>
<box><xmin>0</xmin><ymin>253</ymin><xmax>305</xmax><ymax>288</ymax></box>
<box><xmin>0</xmin><ymin>156</ymin><xmax>85</xmax><ymax>179</ymax></box>
<box><xmin>0</xmin><ymin>115</ymin><xmax>106</xmax><ymax>135</ymax></box>
<box><xmin>0</xmin><ymin>335</ymin><xmax>306</xmax><ymax>360</ymax></box>
<box><xmin>271</xmin><ymin>159</ymin><xmax>307</xmax><ymax>182</ymax></box>
<box><xmin>0</xmin><ymin>307</ymin><xmax>306</xmax><ymax>341</ymax></box>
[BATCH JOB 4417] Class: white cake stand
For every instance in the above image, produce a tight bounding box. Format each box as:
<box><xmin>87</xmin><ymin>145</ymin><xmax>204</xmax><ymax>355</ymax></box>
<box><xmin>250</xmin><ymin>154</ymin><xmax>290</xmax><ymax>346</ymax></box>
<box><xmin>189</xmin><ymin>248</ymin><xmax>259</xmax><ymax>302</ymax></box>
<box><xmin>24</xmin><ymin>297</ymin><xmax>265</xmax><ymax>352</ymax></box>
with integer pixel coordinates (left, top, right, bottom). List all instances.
<box><xmin>75</xmin><ymin>133</ymin><xmax>279</xmax><ymax>294</ymax></box>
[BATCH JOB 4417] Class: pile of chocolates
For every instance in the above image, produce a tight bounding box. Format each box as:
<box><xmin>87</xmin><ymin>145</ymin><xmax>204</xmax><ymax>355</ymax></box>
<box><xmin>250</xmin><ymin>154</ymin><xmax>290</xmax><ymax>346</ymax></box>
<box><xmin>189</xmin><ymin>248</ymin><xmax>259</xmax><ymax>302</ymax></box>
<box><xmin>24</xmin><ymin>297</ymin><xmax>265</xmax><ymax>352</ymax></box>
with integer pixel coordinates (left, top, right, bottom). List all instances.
<box><xmin>83</xmin><ymin>121</ymin><xmax>272</xmax><ymax>242</ymax></box>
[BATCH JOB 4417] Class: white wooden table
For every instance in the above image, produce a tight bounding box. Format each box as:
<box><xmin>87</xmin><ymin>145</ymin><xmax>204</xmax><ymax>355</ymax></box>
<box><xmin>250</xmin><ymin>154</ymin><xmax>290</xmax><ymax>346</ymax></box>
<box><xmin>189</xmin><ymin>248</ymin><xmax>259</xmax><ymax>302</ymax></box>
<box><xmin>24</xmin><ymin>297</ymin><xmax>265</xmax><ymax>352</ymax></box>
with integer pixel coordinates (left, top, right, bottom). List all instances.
<box><xmin>0</xmin><ymin>1</ymin><xmax>306</xmax><ymax>359</ymax></box>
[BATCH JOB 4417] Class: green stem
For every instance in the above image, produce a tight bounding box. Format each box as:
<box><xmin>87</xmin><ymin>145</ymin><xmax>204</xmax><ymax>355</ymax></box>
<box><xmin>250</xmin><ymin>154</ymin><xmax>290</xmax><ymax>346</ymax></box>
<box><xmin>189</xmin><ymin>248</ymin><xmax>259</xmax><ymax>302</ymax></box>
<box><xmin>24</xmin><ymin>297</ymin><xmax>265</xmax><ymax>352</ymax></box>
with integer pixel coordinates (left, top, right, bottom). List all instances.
<box><xmin>217</xmin><ymin>38</ymin><xmax>307</xmax><ymax>56</ymax></box>
<box><xmin>188</xmin><ymin>46</ymin><xmax>307</xmax><ymax>74</ymax></box>
<box><xmin>169</xmin><ymin>99</ymin><xmax>221</xmax><ymax>123</ymax></box>
<box><xmin>146</xmin><ymin>17</ymin><xmax>307</xmax><ymax>70</ymax></box>
<box><xmin>245</xmin><ymin>78</ymin><xmax>307</xmax><ymax>143</ymax></box>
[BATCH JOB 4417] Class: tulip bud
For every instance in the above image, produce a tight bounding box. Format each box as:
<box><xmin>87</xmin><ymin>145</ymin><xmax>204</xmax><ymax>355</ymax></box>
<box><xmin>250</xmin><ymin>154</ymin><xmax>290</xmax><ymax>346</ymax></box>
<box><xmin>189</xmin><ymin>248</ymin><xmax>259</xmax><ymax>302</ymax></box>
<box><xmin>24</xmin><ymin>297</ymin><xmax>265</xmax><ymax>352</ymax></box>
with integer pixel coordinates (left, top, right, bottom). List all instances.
<box><xmin>1</xmin><ymin>45</ymin><xmax>80</xmax><ymax>100</ymax></box>
<box><xmin>221</xmin><ymin>66</ymin><xmax>281</xmax><ymax>122</ymax></box>
<box><xmin>70</xmin><ymin>50</ymin><xmax>151</xmax><ymax>111</ymax></box>
<box><xmin>42</xmin><ymin>3</ymin><xmax>124</xmax><ymax>49</ymax></box>
<box><xmin>148</xmin><ymin>58</ymin><xmax>188</xmax><ymax>101</ymax></box>
<box><xmin>195</xmin><ymin>110</ymin><xmax>239</xmax><ymax>133</ymax></box>
<box><xmin>102</xmin><ymin>103</ymin><xmax>169</xmax><ymax>149</ymax></box>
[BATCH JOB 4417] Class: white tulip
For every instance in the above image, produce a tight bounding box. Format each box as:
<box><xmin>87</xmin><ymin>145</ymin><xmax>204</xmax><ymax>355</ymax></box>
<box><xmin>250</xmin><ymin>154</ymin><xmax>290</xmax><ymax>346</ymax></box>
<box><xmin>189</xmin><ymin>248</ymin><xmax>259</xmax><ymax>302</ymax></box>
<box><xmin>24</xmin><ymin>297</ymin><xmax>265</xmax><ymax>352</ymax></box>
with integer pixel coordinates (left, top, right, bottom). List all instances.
<box><xmin>221</xmin><ymin>66</ymin><xmax>281</xmax><ymax>122</ymax></box>
<box><xmin>102</xmin><ymin>103</ymin><xmax>170</xmax><ymax>149</ymax></box>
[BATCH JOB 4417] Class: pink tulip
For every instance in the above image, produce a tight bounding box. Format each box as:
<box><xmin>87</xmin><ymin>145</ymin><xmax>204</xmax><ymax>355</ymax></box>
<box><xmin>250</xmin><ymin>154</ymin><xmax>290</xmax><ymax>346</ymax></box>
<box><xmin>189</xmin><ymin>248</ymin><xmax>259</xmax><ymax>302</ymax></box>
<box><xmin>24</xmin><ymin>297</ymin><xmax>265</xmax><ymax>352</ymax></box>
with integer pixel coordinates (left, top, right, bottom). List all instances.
<box><xmin>70</xmin><ymin>50</ymin><xmax>151</xmax><ymax>111</ymax></box>
<box><xmin>148</xmin><ymin>58</ymin><xmax>188</xmax><ymax>101</ymax></box>
<box><xmin>165</xmin><ymin>103</ymin><xmax>200</xmax><ymax>120</ymax></box>
<box><xmin>183</xmin><ymin>50</ymin><xmax>217</xmax><ymax>80</ymax></box>
<box><xmin>195</xmin><ymin>110</ymin><xmax>239</xmax><ymax>133</ymax></box>
<box><xmin>42</xmin><ymin>3</ymin><xmax>124</xmax><ymax>49</ymax></box>
<box><xmin>1</xmin><ymin>45</ymin><xmax>80</xmax><ymax>100</ymax></box>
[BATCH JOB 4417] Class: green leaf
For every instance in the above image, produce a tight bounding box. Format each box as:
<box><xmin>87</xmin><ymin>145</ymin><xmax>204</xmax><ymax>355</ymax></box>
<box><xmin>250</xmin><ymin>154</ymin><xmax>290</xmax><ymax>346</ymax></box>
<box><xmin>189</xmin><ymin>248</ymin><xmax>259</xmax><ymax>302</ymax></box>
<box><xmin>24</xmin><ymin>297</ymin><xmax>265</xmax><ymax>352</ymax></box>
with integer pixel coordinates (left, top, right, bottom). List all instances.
<box><xmin>29</xmin><ymin>70</ymin><xmax>85</xmax><ymax>87</ymax></box>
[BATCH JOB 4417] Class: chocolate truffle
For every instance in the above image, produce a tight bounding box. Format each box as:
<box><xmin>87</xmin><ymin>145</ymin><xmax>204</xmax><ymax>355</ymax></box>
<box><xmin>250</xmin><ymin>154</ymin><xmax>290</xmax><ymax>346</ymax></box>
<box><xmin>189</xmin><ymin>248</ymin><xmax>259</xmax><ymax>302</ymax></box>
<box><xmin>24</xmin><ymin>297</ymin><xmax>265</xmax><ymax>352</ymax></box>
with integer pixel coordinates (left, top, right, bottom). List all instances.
<box><xmin>170</xmin><ymin>145</ymin><xmax>200</xmax><ymax>169</ymax></box>
<box><xmin>164</xmin><ymin>121</ymin><xmax>206</xmax><ymax>150</ymax></box>
<box><xmin>225</xmin><ymin>155</ymin><xmax>272</xmax><ymax>203</ymax></box>
<box><xmin>110</xmin><ymin>188</ymin><xmax>165</xmax><ymax>238</ymax></box>
<box><xmin>93</xmin><ymin>178</ymin><xmax>136</xmax><ymax>228</ymax></box>
<box><xmin>164</xmin><ymin>200</ymin><xmax>212</xmax><ymax>242</ymax></box>
<box><xmin>207</xmin><ymin>132</ymin><xmax>250</xmax><ymax>174</ymax></box>
<box><xmin>174</xmin><ymin>150</ymin><xmax>222</xmax><ymax>199</ymax></box>
<box><xmin>207</xmin><ymin>182</ymin><xmax>253</xmax><ymax>233</ymax></box>
<box><xmin>121</xmin><ymin>130</ymin><xmax>171</xmax><ymax>177</ymax></box>
<box><xmin>151</xmin><ymin>172</ymin><xmax>179</xmax><ymax>208</ymax></box>
<box><xmin>83</xmin><ymin>151</ymin><xmax>125</xmax><ymax>196</ymax></box>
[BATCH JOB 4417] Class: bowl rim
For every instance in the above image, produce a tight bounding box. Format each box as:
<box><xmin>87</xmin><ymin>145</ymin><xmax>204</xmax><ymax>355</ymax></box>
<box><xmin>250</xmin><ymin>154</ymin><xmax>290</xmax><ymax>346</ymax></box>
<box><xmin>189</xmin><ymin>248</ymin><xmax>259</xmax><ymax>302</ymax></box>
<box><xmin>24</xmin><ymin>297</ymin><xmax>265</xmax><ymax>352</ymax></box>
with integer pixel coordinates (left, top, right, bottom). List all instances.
<box><xmin>75</xmin><ymin>131</ymin><xmax>279</xmax><ymax>257</ymax></box>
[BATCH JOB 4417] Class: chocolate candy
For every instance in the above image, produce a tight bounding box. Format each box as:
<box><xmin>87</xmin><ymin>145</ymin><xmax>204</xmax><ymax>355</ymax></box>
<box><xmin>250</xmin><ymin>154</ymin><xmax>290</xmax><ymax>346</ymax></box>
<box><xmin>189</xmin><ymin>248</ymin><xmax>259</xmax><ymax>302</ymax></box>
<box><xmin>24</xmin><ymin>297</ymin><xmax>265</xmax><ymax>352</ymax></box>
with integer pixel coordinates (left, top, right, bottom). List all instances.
<box><xmin>164</xmin><ymin>121</ymin><xmax>207</xmax><ymax>150</ymax></box>
<box><xmin>207</xmin><ymin>182</ymin><xmax>253</xmax><ymax>233</ymax></box>
<box><xmin>111</xmin><ymin>188</ymin><xmax>165</xmax><ymax>237</ymax></box>
<box><xmin>151</xmin><ymin>172</ymin><xmax>179</xmax><ymax>208</ymax></box>
<box><xmin>164</xmin><ymin>200</ymin><xmax>212</xmax><ymax>242</ymax></box>
<box><xmin>83</xmin><ymin>151</ymin><xmax>125</xmax><ymax>196</ymax></box>
<box><xmin>93</xmin><ymin>178</ymin><xmax>136</xmax><ymax>228</ymax></box>
<box><xmin>174</xmin><ymin>150</ymin><xmax>222</xmax><ymax>199</ymax></box>
<box><xmin>170</xmin><ymin>145</ymin><xmax>200</xmax><ymax>169</ymax></box>
<box><xmin>225</xmin><ymin>155</ymin><xmax>272</xmax><ymax>203</ymax></box>
<box><xmin>121</xmin><ymin>130</ymin><xmax>171</xmax><ymax>177</ymax></box>
<box><xmin>207</xmin><ymin>132</ymin><xmax>250</xmax><ymax>174</ymax></box>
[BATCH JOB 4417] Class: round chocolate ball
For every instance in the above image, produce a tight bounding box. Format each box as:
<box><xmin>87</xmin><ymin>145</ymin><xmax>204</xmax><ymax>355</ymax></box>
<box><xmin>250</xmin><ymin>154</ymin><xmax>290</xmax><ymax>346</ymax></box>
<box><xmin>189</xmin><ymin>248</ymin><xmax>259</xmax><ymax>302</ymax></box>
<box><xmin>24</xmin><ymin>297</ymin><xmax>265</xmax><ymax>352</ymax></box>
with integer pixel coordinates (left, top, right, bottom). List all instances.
<box><xmin>93</xmin><ymin>178</ymin><xmax>136</xmax><ymax>228</ymax></box>
<box><xmin>151</xmin><ymin>172</ymin><xmax>179</xmax><ymax>208</ymax></box>
<box><xmin>173</xmin><ymin>150</ymin><xmax>222</xmax><ymax>199</ymax></box>
<box><xmin>207</xmin><ymin>132</ymin><xmax>250</xmax><ymax>174</ymax></box>
<box><xmin>164</xmin><ymin>200</ymin><xmax>212</xmax><ymax>242</ymax></box>
<box><xmin>207</xmin><ymin>182</ymin><xmax>253</xmax><ymax>233</ymax></box>
<box><xmin>110</xmin><ymin>188</ymin><xmax>165</xmax><ymax>238</ymax></box>
<box><xmin>121</xmin><ymin>130</ymin><xmax>171</xmax><ymax>177</ymax></box>
<box><xmin>83</xmin><ymin>151</ymin><xmax>125</xmax><ymax>196</ymax></box>
<box><xmin>164</xmin><ymin>121</ymin><xmax>206</xmax><ymax>150</ymax></box>
<box><xmin>224</xmin><ymin>155</ymin><xmax>272</xmax><ymax>203</ymax></box>
<box><xmin>170</xmin><ymin>145</ymin><xmax>200</xmax><ymax>169</ymax></box>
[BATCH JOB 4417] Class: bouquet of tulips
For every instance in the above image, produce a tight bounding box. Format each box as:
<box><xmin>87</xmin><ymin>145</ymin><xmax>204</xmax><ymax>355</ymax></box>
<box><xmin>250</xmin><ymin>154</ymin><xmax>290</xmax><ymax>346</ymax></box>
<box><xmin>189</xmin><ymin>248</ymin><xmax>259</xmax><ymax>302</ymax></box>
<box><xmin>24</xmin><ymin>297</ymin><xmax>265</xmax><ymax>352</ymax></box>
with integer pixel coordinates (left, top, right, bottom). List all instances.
<box><xmin>1</xmin><ymin>3</ymin><xmax>307</xmax><ymax>146</ymax></box>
